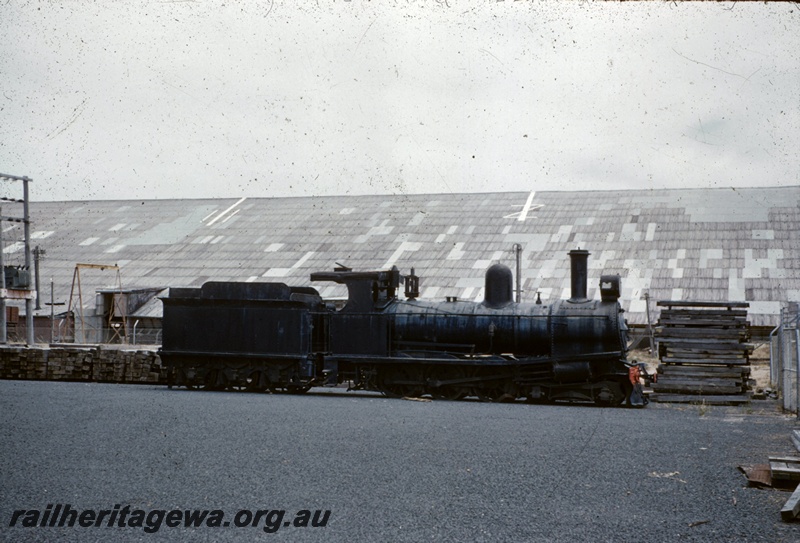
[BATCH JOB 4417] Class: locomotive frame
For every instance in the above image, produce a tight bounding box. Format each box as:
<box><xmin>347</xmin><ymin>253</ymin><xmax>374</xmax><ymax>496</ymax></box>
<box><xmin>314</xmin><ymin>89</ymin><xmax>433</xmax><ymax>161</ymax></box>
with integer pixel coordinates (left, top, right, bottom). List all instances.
<box><xmin>159</xmin><ymin>249</ymin><xmax>646</xmax><ymax>407</ymax></box>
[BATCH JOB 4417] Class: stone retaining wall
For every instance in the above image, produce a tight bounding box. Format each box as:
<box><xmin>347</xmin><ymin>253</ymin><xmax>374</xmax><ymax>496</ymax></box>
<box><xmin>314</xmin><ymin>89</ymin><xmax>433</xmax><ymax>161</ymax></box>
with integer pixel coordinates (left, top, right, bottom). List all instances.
<box><xmin>0</xmin><ymin>346</ymin><xmax>165</xmax><ymax>384</ymax></box>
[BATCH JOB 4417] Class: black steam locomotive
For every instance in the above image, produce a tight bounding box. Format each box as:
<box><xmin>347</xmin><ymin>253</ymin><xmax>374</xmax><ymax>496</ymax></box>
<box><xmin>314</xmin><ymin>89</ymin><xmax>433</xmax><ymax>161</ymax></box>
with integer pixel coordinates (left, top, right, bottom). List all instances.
<box><xmin>159</xmin><ymin>249</ymin><xmax>646</xmax><ymax>406</ymax></box>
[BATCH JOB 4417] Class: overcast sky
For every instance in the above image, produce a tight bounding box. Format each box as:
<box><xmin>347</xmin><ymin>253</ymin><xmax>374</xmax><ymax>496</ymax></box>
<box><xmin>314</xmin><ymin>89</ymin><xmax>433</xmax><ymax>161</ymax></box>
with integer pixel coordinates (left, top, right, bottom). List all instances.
<box><xmin>1</xmin><ymin>1</ymin><xmax>798</xmax><ymax>203</ymax></box>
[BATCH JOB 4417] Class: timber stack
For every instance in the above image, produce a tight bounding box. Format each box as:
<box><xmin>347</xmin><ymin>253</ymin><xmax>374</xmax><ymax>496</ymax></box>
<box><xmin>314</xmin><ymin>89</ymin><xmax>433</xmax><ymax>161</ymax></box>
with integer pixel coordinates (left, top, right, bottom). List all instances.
<box><xmin>0</xmin><ymin>345</ymin><xmax>163</xmax><ymax>384</ymax></box>
<box><xmin>650</xmin><ymin>300</ymin><xmax>754</xmax><ymax>405</ymax></box>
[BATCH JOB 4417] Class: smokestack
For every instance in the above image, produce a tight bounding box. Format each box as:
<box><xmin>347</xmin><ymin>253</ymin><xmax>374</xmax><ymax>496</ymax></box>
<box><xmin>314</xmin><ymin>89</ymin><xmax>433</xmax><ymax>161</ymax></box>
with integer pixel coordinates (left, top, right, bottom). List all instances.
<box><xmin>568</xmin><ymin>249</ymin><xmax>590</xmax><ymax>303</ymax></box>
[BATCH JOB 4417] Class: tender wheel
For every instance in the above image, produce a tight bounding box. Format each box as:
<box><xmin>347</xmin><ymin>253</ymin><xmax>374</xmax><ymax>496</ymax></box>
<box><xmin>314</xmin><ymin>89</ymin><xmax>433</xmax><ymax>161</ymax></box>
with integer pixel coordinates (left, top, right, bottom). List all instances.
<box><xmin>202</xmin><ymin>369</ymin><xmax>226</xmax><ymax>391</ymax></box>
<box><xmin>181</xmin><ymin>369</ymin><xmax>201</xmax><ymax>390</ymax></box>
<box><xmin>228</xmin><ymin>372</ymin><xmax>262</xmax><ymax>392</ymax></box>
<box><xmin>247</xmin><ymin>371</ymin><xmax>266</xmax><ymax>392</ymax></box>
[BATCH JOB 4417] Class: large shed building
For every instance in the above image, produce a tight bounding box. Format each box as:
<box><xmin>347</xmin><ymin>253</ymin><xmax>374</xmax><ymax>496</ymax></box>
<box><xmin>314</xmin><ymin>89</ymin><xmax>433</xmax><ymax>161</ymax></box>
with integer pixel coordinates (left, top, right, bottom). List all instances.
<box><xmin>1</xmin><ymin>186</ymin><xmax>797</xmax><ymax>343</ymax></box>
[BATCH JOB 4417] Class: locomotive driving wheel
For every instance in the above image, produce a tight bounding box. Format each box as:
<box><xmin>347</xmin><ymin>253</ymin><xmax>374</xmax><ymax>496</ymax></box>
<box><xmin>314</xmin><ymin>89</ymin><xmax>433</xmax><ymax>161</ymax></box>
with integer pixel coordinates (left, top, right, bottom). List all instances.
<box><xmin>525</xmin><ymin>385</ymin><xmax>549</xmax><ymax>404</ymax></box>
<box><xmin>593</xmin><ymin>381</ymin><xmax>626</xmax><ymax>407</ymax></box>
<box><xmin>472</xmin><ymin>368</ymin><xmax>518</xmax><ymax>402</ymax></box>
<box><xmin>381</xmin><ymin>366</ymin><xmax>424</xmax><ymax>398</ymax></box>
<box><xmin>475</xmin><ymin>381</ymin><xmax>517</xmax><ymax>403</ymax></box>
<box><xmin>426</xmin><ymin>366</ymin><xmax>468</xmax><ymax>401</ymax></box>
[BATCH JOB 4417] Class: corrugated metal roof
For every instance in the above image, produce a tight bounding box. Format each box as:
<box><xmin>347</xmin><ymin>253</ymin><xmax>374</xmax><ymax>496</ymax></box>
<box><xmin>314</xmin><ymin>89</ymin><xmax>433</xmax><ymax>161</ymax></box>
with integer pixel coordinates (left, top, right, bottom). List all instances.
<box><xmin>5</xmin><ymin>187</ymin><xmax>799</xmax><ymax>327</ymax></box>
<box><xmin>129</xmin><ymin>290</ymin><xmax>169</xmax><ymax>319</ymax></box>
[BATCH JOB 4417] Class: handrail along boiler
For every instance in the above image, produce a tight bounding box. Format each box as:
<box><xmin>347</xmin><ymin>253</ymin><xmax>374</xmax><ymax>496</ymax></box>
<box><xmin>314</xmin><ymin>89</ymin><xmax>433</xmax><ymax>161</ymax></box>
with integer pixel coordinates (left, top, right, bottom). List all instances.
<box><xmin>159</xmin><ymin>249</ymin><xmax>645</xmax><ymax>406</ymax></box>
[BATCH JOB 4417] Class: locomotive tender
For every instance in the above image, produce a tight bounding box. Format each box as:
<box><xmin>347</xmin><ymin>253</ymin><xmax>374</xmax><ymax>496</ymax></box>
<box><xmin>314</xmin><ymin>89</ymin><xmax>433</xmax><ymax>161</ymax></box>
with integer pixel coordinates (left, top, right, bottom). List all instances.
<box><xmin>159</xmin><ymin>249</ymin><xmax>645</xmax><ymax>406</ymax></box>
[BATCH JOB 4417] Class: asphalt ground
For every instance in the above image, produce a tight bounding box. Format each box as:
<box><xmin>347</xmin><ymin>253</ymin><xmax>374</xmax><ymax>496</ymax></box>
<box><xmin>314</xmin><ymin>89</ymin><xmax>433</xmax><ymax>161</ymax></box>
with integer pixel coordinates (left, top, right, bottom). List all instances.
<box><xmin>1</xmin><ymin>380</ymin><xmax>799</xmax><ymax>543</ymax></box>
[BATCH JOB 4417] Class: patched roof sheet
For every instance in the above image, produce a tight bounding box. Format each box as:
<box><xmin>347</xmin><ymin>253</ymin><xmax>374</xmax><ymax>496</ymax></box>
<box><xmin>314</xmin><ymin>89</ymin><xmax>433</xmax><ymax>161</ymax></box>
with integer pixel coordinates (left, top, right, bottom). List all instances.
<box><xmin>4</xmin><ymin>186</ymin><xmax>798</xmax><ymax>327</ymax></box>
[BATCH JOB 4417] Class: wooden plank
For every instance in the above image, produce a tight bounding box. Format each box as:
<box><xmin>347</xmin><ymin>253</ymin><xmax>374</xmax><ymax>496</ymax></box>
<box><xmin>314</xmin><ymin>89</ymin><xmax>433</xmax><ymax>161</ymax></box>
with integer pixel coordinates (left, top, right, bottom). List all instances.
<box><xmin>662</xmin><ymin>357</ymin><xmax>749</xmax><ymax>366</ymax></box>
<box><xmin>664</xmin><ymin>356</ymin><xmax>750</xmax><ymax>363</ymax></box>
<box><xmin>662</xmin><ymin>356</ymin><xmax>751</xmax><ymax>363</ymax></box>
<box><xmin>657</xmin><ymin>323</ymin><xmax>748</xmax><ymax>331</ymax></box>
<box><xmin>663</xmin><ymin>308</ymin><xmax>746</xmax><ymax>316</ymax></box>
<box><xmin>659</xmin><ymin>337</ymin><xmax>752</xmax><ymax>345</ymax></box>
<box><xmin>656</xmin><ymin>377</ymin><xmax>742</xmax><ymax>387</ymax></box>
<box><xmin>652</xmin><ymin>382</ymin><xmax>743</xmax><ymax>392</ymax></box>
<box><xmin>658</xmin><ymin>338</ymin><xmax>754</xmax><ymax>349</ymax></box>
<box><xmin>658</xmin><ymin>319</ymin><xmax>748</xmax><ymax>327</ymax></box>
<box><xmin>781</xmin><ymin>483</ymin><xmax>800</xmax><ymax>521</ymax></box>
<box><xmin>739</xmin><ymin>464</ymin><xmax>774</xmax><ymax>488</ymax></box>
<box><xmin>660</xmin><ymin>329</ymin><xmax>748</xmax><ymax>337</ymax></box>
<box><xmin>656</xmin><ymin>328</ymin><xmax>748</xmax><ymax>339</ymax></box>
<box><xmin>664</xmin><ymin>349</ymin><xmax>750</xmax><ymax>356</ymax></box>
<box><xmin>649</xmin><ymin>393</ymin><xmax>750</xmax><ymax>405</ymax></box>
<box><xmin>659</xmin><ymin>365</ymin><xmax>750</xmax><ymax>374</ymax></box>
<box><xmin>658</xmin><ymin>375</ymin><xmax>748</xmax><ymax>383</ymax></box>
<box><xmin>662</xmin><ymin>361</ymin><xmax>749</xmax><ymax>368</ymax></box>
<box><xmin>660</xmin><ymin>309</ymin><xmax>747</xmax><ymax>315</ymax></box>
<box><xmin>659</xmin><ymin>311</ymin><xmax>747</xmax><ymax>319</ymax></box>
<box><xmin>768</xmin><ymin>456</ymin><xmax>800</xmax><ymax>464</ymax></box>
<box><xmin>659</xmin><ymin>373</ymin><xmax>746</xmax><ymax>382</ymax></box>
<box><xmin>770</xmin><ymin>461</ymin><xmax>800</xmax><ymax>481</ymax></box>
<box><xmin>659</xmin><ymin>371</ymin><xmax>746</xmax><ymax>381</ymax></box>
<box><xmin>659</xmin><ymin>314</ymin><xmax>749</xmax><ymax>323</ymax></box>
<box><xmin>659</xmin><ymin>310</ymin><xmax>748</xmax><ymax>318</ymax></box>
<box><xmin>657</xmin><ymin>300</ymin><xmax>750</xmax><ymax>308</ymax></box>
<box><xmin>658</xmin><ymin>365</ymin><xmax>750</xmax><ymax>376</ymax></box>
<box><xmin>651</xmin><ymin>382</ymin><xmax>743</xmax><ymax>394</ymax></box>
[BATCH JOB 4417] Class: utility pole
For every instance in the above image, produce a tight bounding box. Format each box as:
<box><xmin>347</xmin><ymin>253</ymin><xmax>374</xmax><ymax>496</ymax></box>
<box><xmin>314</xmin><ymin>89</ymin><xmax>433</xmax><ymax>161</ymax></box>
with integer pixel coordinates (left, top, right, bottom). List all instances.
<box><xmin>23</xmin><ymin>177</ymin><xmax>33</xmax><ymax>345</ymax></box>
<box><xmin>45</xmin><ymin>278</ymin><xmax>65</xmax><ymax>344</ymax></box>
<box><xmin>0</xmin><ymin>172</ymin><xmax>35</xmax><ymax>345</ymax></box>
<box><xmin>34</xmin><ymin>246</ymin><xmax>45</xmax><ymax>310</ymax></box>
<box><xmin>644</xmin><ymin>291</ymin><xmax>655</xmax><ymax>355</ymax></box>
<box><xmin>513</xmin><ymin>243</ymin><xmax>523</xmax><ymax>303</ymax></box>
<box><xmin>0</xmin><ymin>206</ymin><xmax>5</xmax><ymax>345</ymax></box>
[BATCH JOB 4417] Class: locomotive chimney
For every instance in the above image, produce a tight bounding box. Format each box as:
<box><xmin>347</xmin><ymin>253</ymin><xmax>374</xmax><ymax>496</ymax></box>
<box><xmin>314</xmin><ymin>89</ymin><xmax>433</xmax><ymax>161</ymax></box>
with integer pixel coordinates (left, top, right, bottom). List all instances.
<box><xmin>568</xmin><ymin>249</ymin><xmax>590</xmax><ymax>303</ymax></box>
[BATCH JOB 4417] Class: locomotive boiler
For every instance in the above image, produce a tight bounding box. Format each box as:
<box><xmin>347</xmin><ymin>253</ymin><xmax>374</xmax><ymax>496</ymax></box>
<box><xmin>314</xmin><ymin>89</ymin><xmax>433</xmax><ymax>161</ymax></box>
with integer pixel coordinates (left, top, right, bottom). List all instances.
<box><xmin>159</xmin><ymin>249</ymin><xmax>645</xmax><ymax>406</ymax></box>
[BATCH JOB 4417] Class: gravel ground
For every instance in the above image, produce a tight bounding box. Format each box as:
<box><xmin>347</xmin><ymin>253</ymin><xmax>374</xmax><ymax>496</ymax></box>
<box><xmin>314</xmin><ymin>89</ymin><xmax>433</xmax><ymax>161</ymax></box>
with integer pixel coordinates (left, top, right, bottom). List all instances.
<box><xmin>1</xmin><ymin>380</ymin><xmax>799</xmax><ymax>542</ymax></box>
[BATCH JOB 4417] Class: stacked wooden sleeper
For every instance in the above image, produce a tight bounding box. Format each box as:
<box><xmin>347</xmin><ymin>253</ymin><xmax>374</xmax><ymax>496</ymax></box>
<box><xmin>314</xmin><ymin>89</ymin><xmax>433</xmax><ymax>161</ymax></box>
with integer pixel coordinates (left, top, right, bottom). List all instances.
<box><xmin>0</xmin><ymin>346</ymin><xmax>164</xmax><ymax>384</ymax></box>
<box><xmin>651</xmin><ymin>301</ymin><xmax>754</xmax><ymax>404</ymax></box>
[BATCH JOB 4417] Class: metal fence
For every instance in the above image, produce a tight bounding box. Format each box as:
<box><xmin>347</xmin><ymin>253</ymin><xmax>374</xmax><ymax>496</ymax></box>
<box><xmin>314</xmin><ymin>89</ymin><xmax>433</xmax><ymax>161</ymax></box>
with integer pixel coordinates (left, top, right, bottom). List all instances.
<box><xmin>771</xmin><ymin>304</ymin><xmax>800</xmax><ymax>416</ymax></box>
<box><xmin>127</xmin><ymin>327</ymin><xmax>162</xmax><ymax>346</ymax></box>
